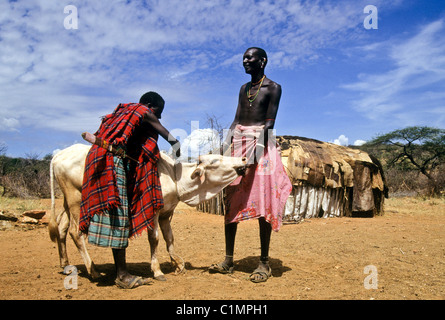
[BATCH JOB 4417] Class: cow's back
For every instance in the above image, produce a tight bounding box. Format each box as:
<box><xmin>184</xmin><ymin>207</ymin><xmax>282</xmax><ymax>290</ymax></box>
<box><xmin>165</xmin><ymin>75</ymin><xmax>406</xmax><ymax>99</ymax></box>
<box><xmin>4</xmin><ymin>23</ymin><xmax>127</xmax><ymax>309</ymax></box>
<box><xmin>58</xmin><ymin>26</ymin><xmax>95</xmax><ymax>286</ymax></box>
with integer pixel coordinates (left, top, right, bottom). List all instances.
<box><xmin>52</xmin><ymin>144</ymin><xmax>90</xmax><ymax>194</ymax></box>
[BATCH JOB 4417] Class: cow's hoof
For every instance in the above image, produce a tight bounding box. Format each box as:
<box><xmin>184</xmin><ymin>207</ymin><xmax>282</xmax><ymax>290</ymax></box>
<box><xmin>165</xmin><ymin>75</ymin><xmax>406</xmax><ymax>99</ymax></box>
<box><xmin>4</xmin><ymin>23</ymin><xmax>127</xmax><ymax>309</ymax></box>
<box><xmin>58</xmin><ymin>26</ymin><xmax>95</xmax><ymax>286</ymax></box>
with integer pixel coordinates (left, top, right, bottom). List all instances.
<box><xmin>172</xmin><ymin>256</ymin><xmax>185</xmax><ymax>275</ymax></box>
<box><xmin>175</xmin><ymin>266</ymin><xmax>185</xmax><ymax>275</ymax></box>
<box><xmin>62</xmin><ymin>265</ymin><xmax>77</xmax><ymax>275</ymax></box>
<box><xmin>90</xmin><ymin>271</ymin><xmax>104</xmax><ymax>282</ymax></box>
<box><xmin>60</xmin><ymin>261</ymin><xmax>69</xmax><ymax>269</ymax></box>
<box><xmin>90</xmin><ymin>262</ymin><xmax>102</xmax><ymax>281</ymax></box>
<box><xmin>154</xmin><ymin>274</ymin><xmax>167</xmax><ymax>281</ymax></box>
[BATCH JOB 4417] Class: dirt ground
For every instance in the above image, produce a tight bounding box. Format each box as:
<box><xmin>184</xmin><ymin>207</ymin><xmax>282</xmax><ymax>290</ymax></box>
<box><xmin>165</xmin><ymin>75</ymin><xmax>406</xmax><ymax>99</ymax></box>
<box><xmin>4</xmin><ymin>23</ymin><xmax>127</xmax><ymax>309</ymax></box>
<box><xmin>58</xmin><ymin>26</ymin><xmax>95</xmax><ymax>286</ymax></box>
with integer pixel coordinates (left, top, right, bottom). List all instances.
<box><xmin>0</xmin><ymin>197</ymin><xmax>444</xmax><ymax>301</ymax></box>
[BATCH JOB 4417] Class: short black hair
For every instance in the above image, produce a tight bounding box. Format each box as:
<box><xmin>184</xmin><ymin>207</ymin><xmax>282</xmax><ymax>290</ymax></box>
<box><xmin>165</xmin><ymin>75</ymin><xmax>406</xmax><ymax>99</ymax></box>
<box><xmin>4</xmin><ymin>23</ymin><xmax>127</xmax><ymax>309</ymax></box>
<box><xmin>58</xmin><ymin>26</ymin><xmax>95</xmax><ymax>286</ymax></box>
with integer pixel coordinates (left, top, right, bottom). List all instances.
<box><xmin>139</xmin><ymin>91</ymin><xmax>165</xmax><ymax>107</ymax></box>
<box><xmin>246</xmin><ymin>47</ymin><xmax>268</xmax><ymax>66</ymax></box>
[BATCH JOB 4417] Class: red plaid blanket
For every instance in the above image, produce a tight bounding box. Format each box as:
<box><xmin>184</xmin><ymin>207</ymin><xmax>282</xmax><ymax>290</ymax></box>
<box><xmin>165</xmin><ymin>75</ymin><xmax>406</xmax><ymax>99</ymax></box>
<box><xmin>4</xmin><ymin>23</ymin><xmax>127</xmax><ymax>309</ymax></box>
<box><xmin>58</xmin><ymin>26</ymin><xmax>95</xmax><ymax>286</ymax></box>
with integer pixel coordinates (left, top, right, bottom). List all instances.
<box><xmin>79</xmin><ymin>103</ymin><xmax>164</xmax><ymax>237</ymax></box>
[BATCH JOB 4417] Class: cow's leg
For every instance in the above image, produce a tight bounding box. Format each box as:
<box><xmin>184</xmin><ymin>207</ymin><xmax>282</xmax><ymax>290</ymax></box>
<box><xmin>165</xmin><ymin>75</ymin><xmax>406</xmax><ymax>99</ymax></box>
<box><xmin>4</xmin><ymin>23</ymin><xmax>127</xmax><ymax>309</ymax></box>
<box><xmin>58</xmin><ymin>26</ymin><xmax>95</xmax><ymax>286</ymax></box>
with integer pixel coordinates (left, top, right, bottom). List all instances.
<box><xmin>66</xmin><ymin>198</ymin><xmax>101</xmax><ymax>281</ymax></box>
<box><xmin>147</xmin><ymin>214</ymin><xmax>165</xmax><ymax>281</ymax></box>
<box><xmin>56</xmin><ymin>206</ymin><xmax>70</xmax><ymax>269</ymax></box>
<box><xmin>67</xmin><ymin>220</ymin><xmax>101</xmax><ymax>280</ymax></box>
<box><xmin>159</xmin><ymin>214</ymin><xmax>185</xmax><ymax>275</ymax></box>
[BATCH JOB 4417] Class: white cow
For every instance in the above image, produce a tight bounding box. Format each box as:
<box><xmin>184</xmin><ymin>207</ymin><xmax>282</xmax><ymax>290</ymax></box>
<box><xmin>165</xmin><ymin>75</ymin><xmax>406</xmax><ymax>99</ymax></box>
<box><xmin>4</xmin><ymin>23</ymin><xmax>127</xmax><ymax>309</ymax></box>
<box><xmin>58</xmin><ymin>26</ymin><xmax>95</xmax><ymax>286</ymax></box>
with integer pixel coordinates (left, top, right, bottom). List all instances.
<box><xmin>49</xmin><ymin>144</ymin><xmax>246</xmax><ymax>281</ymax></box>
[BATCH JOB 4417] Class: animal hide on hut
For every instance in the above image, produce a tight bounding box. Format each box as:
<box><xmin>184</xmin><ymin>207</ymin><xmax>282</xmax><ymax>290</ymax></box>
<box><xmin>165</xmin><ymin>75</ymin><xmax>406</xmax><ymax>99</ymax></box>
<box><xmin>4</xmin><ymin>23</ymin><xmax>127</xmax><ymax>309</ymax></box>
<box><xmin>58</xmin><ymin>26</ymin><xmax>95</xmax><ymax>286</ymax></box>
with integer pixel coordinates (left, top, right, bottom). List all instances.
<box><xmin>278</xmin><ymin>136</ymin><xmax>387</xmax><ymax>221</ymax></box>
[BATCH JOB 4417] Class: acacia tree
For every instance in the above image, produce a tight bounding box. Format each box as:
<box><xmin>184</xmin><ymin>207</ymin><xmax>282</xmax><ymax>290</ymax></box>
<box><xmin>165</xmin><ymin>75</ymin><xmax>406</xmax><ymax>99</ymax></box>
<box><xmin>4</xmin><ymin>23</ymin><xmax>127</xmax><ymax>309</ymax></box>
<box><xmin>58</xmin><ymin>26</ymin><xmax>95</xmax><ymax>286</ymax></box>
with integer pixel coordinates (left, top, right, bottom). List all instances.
<box><xmin>364</xmin><ymin>126</ymin><xmax>445</xmax><ymax>195</ymax></box>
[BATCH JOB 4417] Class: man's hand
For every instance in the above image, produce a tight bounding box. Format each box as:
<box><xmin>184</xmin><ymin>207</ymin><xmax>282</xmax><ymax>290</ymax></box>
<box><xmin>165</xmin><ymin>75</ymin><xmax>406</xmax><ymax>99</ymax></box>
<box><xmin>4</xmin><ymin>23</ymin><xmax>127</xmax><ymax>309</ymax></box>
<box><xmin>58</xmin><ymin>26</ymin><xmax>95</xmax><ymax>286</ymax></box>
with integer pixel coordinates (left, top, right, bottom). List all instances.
<box><xmin>221</xmin><ymin>142</ymin><xmax>231</xmax><ymax>156</ymax></box>
<box><xmin>114</xmin><ymin>147</ymin><xmax>126</xmax><ymax>158</ymax></box>
<box><xmin>246</xmin><ymin>143</ymin><xmax>268</xmax><ymax>165</ymax></box>
<box><xmin>171</xmin><ymin>140</ymin><xmax>181</xmax><ymax>159</ymax></box>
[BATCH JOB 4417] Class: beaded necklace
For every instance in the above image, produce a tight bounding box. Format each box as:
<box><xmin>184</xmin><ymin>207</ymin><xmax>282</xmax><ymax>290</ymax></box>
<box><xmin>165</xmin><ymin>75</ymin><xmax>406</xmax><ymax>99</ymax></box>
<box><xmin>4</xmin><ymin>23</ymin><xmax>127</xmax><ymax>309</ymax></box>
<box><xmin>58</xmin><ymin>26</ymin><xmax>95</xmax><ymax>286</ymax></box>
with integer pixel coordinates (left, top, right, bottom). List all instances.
<box><xmin>247</xmin><ymin>75</ymin><xmax>266</xmax><ymax>106</ymax></box>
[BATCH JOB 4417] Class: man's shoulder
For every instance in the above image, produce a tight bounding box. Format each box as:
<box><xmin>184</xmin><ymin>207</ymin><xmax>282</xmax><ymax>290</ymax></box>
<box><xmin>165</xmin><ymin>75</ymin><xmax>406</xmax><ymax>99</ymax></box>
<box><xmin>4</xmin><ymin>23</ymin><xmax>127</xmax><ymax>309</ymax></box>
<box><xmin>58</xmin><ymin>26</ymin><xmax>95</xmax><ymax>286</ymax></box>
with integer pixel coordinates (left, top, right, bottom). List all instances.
<box><xmin>126</xmin><ymin>103</ymin><xmax>150</xmax><ymax>114</ymax></box>
<box><xmin>264</xmin><ymin>78</ymin><xmax>281</xmax><ymax>88</ymax></box>
<box><xmin>238</xmin><ymin>78</ymin><xmax>281</xmax><ymax>95</ymax></box>
<box><xmin>240</xmin><ymin>78</ymin><xmax>281</xmax><ymax>88</ymax></box>
<box><xmin>121</xmin><ymin>102</ymin><xmax>148</xmax><ymax>109</ymax></box>
<box><xmin>264</xmin><ymin>78</ymin><xmax>281</xmax><ymax>95</ymax></box>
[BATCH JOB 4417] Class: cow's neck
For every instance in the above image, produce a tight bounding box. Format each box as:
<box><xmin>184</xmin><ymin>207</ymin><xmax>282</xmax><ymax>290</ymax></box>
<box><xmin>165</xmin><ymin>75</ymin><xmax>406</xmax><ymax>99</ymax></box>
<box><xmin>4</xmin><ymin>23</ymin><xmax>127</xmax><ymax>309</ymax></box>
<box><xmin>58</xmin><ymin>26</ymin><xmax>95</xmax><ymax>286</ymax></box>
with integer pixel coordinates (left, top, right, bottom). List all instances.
<box><xmin>158</xmin><ymin>153</ymin><xmax>181</xmax><ymax>202</ymax></box>
<box><xmin>175</xmin><ymin>163</ymin><xmax>235</xmax><ymax>206</ymax></box>
<box><xmin>158</xmin><ymin>154</ymin><xmax>204</xmax><ymax>205</ymax></box>
<box><xmin>175</xmin><ymin>162</ymin><xmax>203</xmax><ymax>205</ymax></box>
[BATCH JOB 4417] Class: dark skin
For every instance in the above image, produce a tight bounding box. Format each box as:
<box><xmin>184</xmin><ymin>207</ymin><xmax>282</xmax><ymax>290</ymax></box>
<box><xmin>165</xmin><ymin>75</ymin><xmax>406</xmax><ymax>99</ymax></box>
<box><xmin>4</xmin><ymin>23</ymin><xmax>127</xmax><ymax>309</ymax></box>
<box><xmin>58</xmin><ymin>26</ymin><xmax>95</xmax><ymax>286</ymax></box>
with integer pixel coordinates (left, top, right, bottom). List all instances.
<box><xmin>112</xmin><ymin>100</ymin><xmax>180</xmax><ymax>288</ymax></box>
<box><xmin>230</xmin><ymin>49</ymin><xmax>281</xmax><ymax>131</ymax></box>
<box><xmin>143</xmin><ymin>102</ymin><xmax>181</xmax><ymax>158</ymax></box>
<box><xmin>220</xmin><ymin>48</ymin><xmax>282</xmax><ymax>282</ymax></box>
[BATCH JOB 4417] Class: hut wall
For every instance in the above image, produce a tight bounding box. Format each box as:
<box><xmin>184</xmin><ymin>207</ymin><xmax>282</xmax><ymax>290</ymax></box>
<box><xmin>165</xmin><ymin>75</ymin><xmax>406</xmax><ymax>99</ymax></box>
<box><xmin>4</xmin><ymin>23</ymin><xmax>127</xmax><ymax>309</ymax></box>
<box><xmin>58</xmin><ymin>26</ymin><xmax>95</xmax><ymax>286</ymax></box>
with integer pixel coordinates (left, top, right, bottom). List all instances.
<box><xmin>284</xmin><ymin>183</ymin><xmax>354</xmax><ymax>222</ymax></box>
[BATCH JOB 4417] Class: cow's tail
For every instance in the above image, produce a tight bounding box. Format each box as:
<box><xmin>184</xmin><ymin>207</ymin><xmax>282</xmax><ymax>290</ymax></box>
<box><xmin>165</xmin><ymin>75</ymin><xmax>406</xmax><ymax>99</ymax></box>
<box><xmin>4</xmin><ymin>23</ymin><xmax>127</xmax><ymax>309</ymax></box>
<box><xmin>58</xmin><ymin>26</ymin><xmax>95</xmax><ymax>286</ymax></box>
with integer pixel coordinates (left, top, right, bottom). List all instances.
<box><xmin>48</xmin><ymin>158</ymin><xmax>60</xmax><ymax>243</ymax></box>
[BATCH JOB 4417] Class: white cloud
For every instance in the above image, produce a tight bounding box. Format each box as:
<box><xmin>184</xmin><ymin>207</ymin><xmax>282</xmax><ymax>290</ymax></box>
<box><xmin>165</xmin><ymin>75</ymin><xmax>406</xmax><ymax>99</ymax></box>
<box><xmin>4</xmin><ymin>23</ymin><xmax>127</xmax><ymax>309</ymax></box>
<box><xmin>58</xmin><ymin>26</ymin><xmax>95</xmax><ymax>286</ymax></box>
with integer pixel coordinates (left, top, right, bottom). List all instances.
<box><xmin>0</xmin><ymin>117</ymin><xmax>20</xmax><ymax>132</ymax></box>
<box><xmin>0</xmin><ymin>0</ymin><xmax>369</xmax><ymax>137</ymax></box>
<box><xmin>331</xmin><ymin>136</ymin><xmax>366</xmax><ymax>147</ymax></box>
<box><xmin>0</xmin><ymin>0</ymin><xmax>425</xmax><ymax>157</ymax></box>
<box><xmin>331</xmin><ymin>134</ymin><xmax>349</xmax><ymax>146</ymax></box>
<box><xmin>353</xmin><ymin>139</ymin><xmax>366</xmax><ymax>146</ymax></box>
<box><xmin>330</xmin><ymin>135</ymin><xmax>368</xmax><ymax>147</ymax></box>
<box><xmin>178</xmin><ymin>128</ymin><xmax>220</xmax><ymax>161</ymax></box>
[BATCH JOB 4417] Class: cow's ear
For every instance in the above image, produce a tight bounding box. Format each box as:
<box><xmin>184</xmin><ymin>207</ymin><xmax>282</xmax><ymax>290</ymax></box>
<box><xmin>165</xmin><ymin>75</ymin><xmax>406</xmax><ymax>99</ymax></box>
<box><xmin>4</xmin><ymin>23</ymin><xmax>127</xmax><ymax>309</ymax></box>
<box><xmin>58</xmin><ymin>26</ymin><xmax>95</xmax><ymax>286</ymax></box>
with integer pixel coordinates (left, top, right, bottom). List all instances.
<box><xmin>191</xmin><ymin>167</ymin><xmax>204</xmax><ymax>180</ymax></box>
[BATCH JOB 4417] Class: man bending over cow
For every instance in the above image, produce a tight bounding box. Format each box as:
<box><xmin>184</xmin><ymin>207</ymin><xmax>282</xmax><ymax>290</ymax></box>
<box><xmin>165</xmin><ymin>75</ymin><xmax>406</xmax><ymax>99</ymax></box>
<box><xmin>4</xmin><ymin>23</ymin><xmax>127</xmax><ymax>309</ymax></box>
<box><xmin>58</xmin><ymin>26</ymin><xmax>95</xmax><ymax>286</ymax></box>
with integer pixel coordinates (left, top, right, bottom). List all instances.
<box><xmin>79</xmin><ymin>92</ymin><xmax>180</xmax><ymax>289</ymax></box>
<box><xmin>209</xmin><ymin>47</ymin><xmax>292</xmax><ymax>283</ymax></box>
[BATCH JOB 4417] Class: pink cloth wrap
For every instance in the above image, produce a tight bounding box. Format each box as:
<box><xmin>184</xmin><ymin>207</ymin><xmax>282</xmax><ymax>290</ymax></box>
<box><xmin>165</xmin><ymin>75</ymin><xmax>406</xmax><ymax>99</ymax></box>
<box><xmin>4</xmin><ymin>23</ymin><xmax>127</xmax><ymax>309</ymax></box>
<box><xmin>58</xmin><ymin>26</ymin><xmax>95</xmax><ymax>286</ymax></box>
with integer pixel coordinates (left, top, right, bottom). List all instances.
<box><xmin>224</xmin><ymin>125</ymin><xmax>293</xmax><ymax>231</ymax></box>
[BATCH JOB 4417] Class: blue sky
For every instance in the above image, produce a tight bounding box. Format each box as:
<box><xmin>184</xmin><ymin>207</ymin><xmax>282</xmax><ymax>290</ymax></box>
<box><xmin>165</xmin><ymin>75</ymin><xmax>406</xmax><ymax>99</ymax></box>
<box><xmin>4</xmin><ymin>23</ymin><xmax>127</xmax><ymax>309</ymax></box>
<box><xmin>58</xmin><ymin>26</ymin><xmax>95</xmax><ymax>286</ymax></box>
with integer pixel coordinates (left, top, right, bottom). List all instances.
<box><xmin>1</xmin><ymin>0</ymin><xmax>444</xmax><ymax>158</ymax></box>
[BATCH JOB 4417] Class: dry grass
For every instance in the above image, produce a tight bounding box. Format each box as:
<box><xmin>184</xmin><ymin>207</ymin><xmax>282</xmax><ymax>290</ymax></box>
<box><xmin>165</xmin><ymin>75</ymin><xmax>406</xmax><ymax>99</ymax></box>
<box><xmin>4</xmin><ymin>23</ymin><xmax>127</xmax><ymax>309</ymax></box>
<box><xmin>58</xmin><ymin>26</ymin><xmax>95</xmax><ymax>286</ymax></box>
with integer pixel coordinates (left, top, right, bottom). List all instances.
<box><xmin>385</xmin><ymin>196</ymin><xmax>445</xmax><ymax>217</ymax></box>
<box><xmin>0</xmin><ymin>196</ymin><xmax>41</xmax><ymax>215</ymax></box>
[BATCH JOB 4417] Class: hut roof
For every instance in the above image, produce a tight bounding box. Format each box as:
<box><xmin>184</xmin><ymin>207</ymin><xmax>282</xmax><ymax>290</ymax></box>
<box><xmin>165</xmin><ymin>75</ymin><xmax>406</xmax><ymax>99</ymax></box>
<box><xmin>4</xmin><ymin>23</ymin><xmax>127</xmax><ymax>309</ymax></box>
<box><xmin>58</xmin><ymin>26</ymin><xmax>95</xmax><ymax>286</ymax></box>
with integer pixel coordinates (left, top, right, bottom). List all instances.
<box><xmin>277</xmin><ymin>136</ymin><xmax>385</xmax><ymax>192</ymax></box>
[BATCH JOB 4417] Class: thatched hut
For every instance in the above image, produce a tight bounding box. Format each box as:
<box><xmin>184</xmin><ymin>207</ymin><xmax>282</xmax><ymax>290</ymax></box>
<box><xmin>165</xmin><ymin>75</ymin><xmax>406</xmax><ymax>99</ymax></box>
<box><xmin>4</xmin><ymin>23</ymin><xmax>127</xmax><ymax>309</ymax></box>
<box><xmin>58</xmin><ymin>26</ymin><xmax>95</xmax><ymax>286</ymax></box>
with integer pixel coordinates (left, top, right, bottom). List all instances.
<box><xmin>278</xmin><ymin>136</ymin><xmax>387</xmax><ymax>221</ymax></box>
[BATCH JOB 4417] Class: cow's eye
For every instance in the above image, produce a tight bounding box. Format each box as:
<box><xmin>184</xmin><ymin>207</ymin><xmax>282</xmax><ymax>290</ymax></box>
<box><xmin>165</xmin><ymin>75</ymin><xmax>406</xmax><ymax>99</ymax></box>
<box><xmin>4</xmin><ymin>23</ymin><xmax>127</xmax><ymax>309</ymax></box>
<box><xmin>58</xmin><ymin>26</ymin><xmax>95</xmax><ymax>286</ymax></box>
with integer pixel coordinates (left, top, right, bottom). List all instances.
<box><xmin>210</xmin><ymin>159</ymin><xmax>219</xmax><ymax>165</ymax></box>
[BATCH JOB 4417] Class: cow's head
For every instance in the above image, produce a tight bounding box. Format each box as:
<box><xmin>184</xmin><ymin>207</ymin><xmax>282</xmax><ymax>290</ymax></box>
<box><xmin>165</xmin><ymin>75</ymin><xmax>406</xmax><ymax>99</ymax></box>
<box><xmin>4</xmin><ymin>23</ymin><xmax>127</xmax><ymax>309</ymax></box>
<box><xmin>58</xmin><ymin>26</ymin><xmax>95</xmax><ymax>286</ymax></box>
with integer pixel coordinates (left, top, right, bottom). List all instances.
<box><xmin>176</xmin><ymin>154</ymin><xmax>247</xmax><ymax>206</ymax></box>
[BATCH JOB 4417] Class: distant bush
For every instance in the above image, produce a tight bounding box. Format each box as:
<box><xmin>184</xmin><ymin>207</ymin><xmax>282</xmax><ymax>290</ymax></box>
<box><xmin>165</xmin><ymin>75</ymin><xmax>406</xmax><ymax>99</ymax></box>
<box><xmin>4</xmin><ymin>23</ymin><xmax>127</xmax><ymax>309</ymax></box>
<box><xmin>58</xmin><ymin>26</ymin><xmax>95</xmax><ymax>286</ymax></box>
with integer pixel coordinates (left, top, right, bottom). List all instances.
<box><xmin>0</xmin><ymin>155</ymin><xmax>53</xmax><ymax>198</ymax></box>
<box><xmin>382</xmin><ymin>164</ymin><xmax>445</xmax><ymax>197</ymax></box>
<box><xmin>360</xmin><ymin>126</ymin><xmax>445</xmax><ymax>197</ymax></box>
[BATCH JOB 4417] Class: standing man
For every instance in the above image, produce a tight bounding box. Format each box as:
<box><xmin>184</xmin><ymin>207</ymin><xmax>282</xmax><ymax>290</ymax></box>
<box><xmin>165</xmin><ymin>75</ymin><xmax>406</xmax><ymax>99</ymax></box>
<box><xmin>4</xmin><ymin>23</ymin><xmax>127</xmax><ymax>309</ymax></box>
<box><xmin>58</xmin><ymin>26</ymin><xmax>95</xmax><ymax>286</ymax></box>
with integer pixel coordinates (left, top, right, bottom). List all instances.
<box><xmin>79</xmin><ymin>92</ymin><xmax>180</xmax><ymax>289</ymax></box>
<box><xmin>209</xmin><ymin>47</ymin><xmax>292</xmax><ymax>283</ymax></box>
